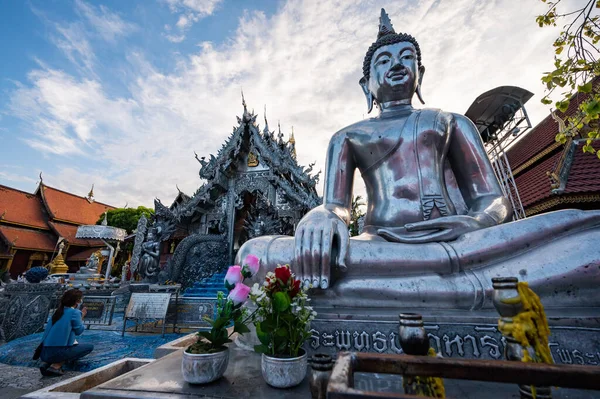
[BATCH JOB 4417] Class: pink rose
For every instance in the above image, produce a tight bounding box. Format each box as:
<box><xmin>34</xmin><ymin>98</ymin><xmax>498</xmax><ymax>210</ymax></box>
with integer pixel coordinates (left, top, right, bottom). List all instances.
<box><xmin>243</xmin><ymin>254</ymin><xmax>260</xmax><ymax>277</ymax></box>
<box><xmin>228</xmin><ymin>283</ymin><xmax>251</xmax><ymax>306</ymax></box>
<box><xmin>224</xmin><ymin>265</ymin><xmax>243</xmax><ymax>290</ymax></box>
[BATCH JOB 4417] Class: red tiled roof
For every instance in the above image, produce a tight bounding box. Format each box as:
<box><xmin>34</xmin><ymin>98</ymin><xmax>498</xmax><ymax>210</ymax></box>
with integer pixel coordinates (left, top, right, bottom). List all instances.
<box><xmin>506</xmin><ymin>76</ymin><xmax>600</xmax><ymax>170</ymax></box>
<box><xmin>0</xmin><ymin>225</ymin><xmax>57</xmax><ymax>252</ymax></box>
<box><xmin>506</xmin><ymin>96</ymin><xmax>586</xmax><ymax>170</ymax></box>
<box><xmin>565</xmin><ymin>141</ymin><xmax>600</xmax><ymax>194</ymax></box>
<box><xmin>40</xmin><ymin>184</ymin><xmax>116</xmax><ymax>225</ymax></box>
<box><xmin>68</xmin><ymin>247</ymin><xmax>101</xmax><ymax>262</ymax></box>
<box><xmin>514</xmin><ymin>151</ymin><xmax>562</xmax><ymax>207</ymax></box>
<box><xmin>0</xmin><ymin>185</ymin><xmax>49</xmax><ymax>229</ymax></box>
<box><xmin>48</xmin><ymin>221</ymin><xmax>105</xmax><ymax>247</ymax></box>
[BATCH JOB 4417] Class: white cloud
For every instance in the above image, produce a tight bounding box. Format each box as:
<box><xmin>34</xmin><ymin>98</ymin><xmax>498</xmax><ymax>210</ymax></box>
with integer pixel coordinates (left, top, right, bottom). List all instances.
<box><xmin>7</xmin><ymin>0</ymin><xmax>563</xmax><ymax>207</ymax></box>
<box><xmin>164</xmin><ymin>0</ymin><xmax>222</xmax><ymax>15</ymax></box>
<box><xmin>161</xmin><ymin>0</ymin><xmax>223</xmax><ymax>42</ymax></box>
<box><xmin>52</xmin><ymin>22</ymin><xmax>96</xmax><ymax>75</ymax></box>
<box><xmin>75</xmin><ymin>0</ymin><xmax>137</xmax><ymax>42</ymax></box>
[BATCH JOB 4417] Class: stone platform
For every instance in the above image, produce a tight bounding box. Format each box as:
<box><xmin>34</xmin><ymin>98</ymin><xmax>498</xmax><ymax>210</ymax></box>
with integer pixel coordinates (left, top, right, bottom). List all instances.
<box><xmin>78</xmin><ymin>344</ymin><xmax>597</xmax><ymax>399</ymax></box>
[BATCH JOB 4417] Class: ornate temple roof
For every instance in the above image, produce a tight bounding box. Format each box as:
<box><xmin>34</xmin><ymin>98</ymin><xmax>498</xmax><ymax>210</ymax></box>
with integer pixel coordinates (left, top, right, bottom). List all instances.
<box><xmin>0</xmin><ymin>225</ymin><xmax>57</xmax><ymax>252</ymax></box>
<box><xmin>37</xmin><ymin>183</ymin><xmax>115</xmax><ymax>226</ymax></box>
<box><xmin>68</xmin><ymin>247</ymin><xmax>101</xmax><ymax>262</ymax></box>
<box><xmin>0</xmin><ymin>185</ymin><xmax>49</xmax><ymax>230</ymax></box>
<box><xmin>0</xmin><ymin>181</ymin><xmax>116</xmax><ymax>269</ymax></box>
<box><xmin>168</xmin><ymin>100</ymin><xmax>321</xmax><ymax>222</ymax></box>
<box><xmin>48</xmin><ymin>221</ymin><xmax>105</xmax><ymax>247</ymax></box>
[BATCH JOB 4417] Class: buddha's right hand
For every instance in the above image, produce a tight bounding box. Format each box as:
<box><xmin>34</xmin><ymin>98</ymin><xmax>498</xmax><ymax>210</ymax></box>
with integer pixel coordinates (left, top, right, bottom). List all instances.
<box><xmin>294</xmin><ymin>206</ymin><xmax>349</xmax><ymax>290</ymax></box>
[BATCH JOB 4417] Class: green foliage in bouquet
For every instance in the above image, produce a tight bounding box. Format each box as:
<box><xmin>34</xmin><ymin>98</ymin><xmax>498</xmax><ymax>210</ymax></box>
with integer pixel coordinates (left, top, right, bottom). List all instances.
<box><xmin>250</xmin><ymin>264</ymin><xmax>317</xmax><ymax>358</ymax></box>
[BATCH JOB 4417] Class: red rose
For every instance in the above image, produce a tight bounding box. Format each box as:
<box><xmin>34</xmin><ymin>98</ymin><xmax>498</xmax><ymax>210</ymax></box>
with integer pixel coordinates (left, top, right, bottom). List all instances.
<box><xmin>289</xmin><ymin>279</ymin><xmax>301</xmax><ymax>298</ymax></box>
<box><xmin>274</xmin><ymin>265</ymin><xmax>292</xmax><ymax>286</ymax></box>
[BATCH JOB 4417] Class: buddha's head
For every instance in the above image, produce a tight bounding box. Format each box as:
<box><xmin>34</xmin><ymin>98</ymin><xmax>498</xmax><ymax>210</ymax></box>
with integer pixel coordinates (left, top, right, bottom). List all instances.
<box><xmin>360</xmin><ymin>9</ymin><xmax>425</xmax><ymax>113</ymax></box>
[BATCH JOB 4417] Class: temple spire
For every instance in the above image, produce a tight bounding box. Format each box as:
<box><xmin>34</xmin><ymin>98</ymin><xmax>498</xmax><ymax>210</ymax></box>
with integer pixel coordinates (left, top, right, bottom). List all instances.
<box><xmin>263</xmin><ymin>104</ymin><xmax>270</xmax><ymax>135</ymax></box>
<box><xmin>288</xmin><ymin>126</ymin><xmax>297</xmax><ymax>160</ymax></box>
<box><xmin>277</xmin><ymin>120</ymin><xmax>284</xmax><ymax>145</ymax></box>
<box><xmin>378</xmin><ymin>8</ymin><xmax>396</xmax><ymax>39</ymax></box>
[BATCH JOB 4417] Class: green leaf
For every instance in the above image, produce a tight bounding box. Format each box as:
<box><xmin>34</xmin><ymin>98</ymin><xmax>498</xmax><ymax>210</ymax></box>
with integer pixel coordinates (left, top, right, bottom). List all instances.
<box><xmin>256</xmin><ymin>322</ymin><xmax>271</xmax><ymax>346</ymax></box>
<box><xmin>213</xmin><ymin>317</ymin><xmax>228</xmax><ymax>330</ymax></box>
<box><xmin>254</xmin><ymin>344</ymin><xmax>269</xmax><ymax>354</ymax></box>
<box><xmin>556</xmin><ymin>100</ymin><xmax>569</xmax><ymax>113</ymax></box>
<box><xmin>202</xmin><ymin>316</ymin><xmax>214</xmax><ymax>326</ymax></box>
<box><xmin>541</xmin><ymin>97</ymin><xmax>552</xmax><ymax>105</ymax></box>
<box><xmin>273</xmin><ymin>291</ymin><xmax>291</xmax><ymax>312</ymax></box>
<box><xmin>275</xmin><ymin>327</ymin><xmax>288</xmax><ymax>338</ymax></box>
<box><xmin>260</xmin><ymin>318</ymin><xmax>276</xmax><ymax>333</ymax></box>
<box><xmin>578</xmin><ymin>82</ymin><xmax>593</xmax><ymax>93</ymax></box>
<box><xmin>234</xmin><ymin>321</ymin><xmax>250</xmax><ymax>334</ymax></box>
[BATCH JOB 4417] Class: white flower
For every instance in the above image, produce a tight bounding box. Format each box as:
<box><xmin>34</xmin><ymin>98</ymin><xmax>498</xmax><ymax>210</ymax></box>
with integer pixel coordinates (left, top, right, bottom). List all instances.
<box><xmin>251</xmin><ymin>283</ymin><xmax>262</xmax><ymax>297</ymax></box>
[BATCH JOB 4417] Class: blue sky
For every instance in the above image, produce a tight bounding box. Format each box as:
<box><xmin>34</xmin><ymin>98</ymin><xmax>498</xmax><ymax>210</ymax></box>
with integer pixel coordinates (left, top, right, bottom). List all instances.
<box><xmin>0</xmin><ymin>0</ymin><xmax>564</xmax><ymax>206</ymax></box>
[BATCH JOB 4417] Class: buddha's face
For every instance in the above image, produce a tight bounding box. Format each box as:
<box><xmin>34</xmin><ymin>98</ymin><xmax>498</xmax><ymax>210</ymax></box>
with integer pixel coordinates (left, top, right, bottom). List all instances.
<box><xmin>366</xmin><ymin>41</ymin><xmax>421</xmax><ymax>105</ymax></box>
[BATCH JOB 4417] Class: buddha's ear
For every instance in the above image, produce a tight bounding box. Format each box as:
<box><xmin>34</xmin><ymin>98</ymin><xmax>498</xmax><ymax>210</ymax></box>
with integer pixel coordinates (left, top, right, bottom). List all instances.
<box><xmin>359</xmin><ymin>77</ymin><xmax>374</xmax><ymax>114</ymax></box>
<box><xmin>416</xmin><ymin>65</ymin><xmax>426</xmax><ymax>104</ymax></box>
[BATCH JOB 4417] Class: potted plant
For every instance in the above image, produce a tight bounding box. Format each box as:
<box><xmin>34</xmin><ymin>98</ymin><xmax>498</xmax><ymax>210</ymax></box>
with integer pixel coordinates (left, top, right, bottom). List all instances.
<box><xmin>250</xmin><ymin>264</ymin><xmax>317</xmax><ymax>388</ymax></box>
<box><xmin>181</xmin><ymin>255</ymin><xmax>259</xmax><ymax>384</ymax></box>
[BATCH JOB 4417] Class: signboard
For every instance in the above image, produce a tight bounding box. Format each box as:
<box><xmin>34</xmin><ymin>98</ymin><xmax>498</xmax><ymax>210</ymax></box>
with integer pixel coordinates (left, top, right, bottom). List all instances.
<box><xmin>165</xmin><ymin>297</ymin><xmax>216</xmax><ymax>328</ymax></box>
<box><xmin>81</xmin><ymin>296</ymin><xmax>116</xmax><ymax>326</ymax></box>
<box><xmin>122</xmin><ymin>292</ymin><xmax>172</xmax><ymax>337</ymax></box>
<box><xmin>125</xmin><ymin>293</ymin><xmax>171</xmax><ymax>319</ymax></box>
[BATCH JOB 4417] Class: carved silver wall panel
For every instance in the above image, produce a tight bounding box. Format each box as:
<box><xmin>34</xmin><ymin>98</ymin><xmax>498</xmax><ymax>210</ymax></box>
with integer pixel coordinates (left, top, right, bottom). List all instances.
<box><xmin>1</xmin><ymin>283</ymin><xmax>61</xmax><ymax>342</ymax></box>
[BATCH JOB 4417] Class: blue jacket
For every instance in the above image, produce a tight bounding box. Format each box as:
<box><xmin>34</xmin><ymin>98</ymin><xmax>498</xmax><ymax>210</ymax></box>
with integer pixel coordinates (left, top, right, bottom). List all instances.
<box><xmin>41</xmin><ymin>307</ymin><xmax>85</xmax><ymax>347</ymax></box>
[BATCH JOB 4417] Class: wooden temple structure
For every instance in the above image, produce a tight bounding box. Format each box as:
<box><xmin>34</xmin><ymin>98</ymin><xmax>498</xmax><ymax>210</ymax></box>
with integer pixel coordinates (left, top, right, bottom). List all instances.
<box><xmin>0</xmin><ymin>180</ymin><xmax>115</xmax><ymax>278</ymax></box>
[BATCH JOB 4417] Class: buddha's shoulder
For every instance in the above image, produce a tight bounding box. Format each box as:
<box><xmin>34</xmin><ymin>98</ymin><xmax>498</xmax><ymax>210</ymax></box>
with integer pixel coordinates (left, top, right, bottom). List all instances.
<box><xmin>417</xmin><ymin>109</ymin><xmax>476</xmax><ymax>130</ymax></box>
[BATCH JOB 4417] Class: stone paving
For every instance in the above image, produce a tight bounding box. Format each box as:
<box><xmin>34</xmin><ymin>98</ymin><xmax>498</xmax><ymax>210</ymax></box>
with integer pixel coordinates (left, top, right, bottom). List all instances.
<box><xmin>0</xmin><ymin>363</ymin><xmax>81</xmax><ymax>399</ymax></box>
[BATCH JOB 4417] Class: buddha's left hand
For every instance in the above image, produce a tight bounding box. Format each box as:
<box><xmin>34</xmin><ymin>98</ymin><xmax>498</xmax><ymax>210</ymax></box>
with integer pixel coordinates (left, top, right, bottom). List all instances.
<box><xmin>387</xmin><ymin>215</ymin><xmax>489</xmax><ymax>243</ymax></box>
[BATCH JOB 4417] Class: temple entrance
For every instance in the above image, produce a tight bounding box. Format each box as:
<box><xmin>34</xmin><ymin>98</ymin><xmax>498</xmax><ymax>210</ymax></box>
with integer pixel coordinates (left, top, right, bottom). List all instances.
<box><xmin>233</xmin><ymin>190</ymin><xmax>258</xmax><ymax>252</ymax></box>
<box><xmin>233</xmin><ymin>190</ymin><xmax>282</xmax><ymax>253</ymax></box>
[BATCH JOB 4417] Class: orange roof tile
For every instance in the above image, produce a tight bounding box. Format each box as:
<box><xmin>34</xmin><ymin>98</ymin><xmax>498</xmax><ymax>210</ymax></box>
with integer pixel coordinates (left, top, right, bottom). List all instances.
<box><xmin>68</xmin><ymin>247</ymin><xmax>101</xmax><ymax>262</ymax></box>
<box><xmin>40</xmin><ymin>184</ymin><xmax>116</xmax><ymax>225</ymax></box>
<box><xmin>0</xmin><ymin>225</ymin><xmax>57</xmax><ymax>252</ymax></box>
<box><xmin>48</xmin><ymin>221</ymin><xmax>105</xmax><ymax>247</ymax></box>
<box><xmin>0</xmin><ymin>185</ymin><xmax>49</xmax><ymax>229</ymax></box>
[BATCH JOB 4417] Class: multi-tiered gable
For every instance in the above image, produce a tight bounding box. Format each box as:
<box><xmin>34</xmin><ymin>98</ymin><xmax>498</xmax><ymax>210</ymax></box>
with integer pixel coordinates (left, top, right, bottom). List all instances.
<box><xmin>154</xmin><ymin>98</ymin><xmax>321</xmax><ymax>267</ymax></box>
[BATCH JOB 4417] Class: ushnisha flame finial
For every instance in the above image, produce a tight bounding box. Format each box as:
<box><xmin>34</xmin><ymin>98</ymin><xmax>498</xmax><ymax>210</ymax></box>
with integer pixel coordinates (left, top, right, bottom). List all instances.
<box><xmin>378</xmin><ymin>8</ymin><xmax>396</xmax><ymax>39</ymax></box>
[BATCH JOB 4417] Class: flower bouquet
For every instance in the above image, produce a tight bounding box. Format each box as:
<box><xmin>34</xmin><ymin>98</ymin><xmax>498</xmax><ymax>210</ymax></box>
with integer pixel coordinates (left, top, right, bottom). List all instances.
<box><xmin>181</xmin><ymin>255</ymin><xmax>259</xmax><ymax>384</ymax></box>
<box><xmin>250</xmin><ymin>264</ymin><xmax>317</xmax><ymax>388</ymax></box>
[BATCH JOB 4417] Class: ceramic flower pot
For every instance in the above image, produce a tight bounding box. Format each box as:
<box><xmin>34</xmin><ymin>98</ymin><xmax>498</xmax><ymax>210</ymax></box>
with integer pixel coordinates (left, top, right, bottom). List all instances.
<box><xmin>261</xmin><ymin>348</ymin><xmax>308</xmax><ymax>388</ymax></box>
<box><xmin>181</xmin><ymin>347</ymin><xmax>229</xmax><ymax>384</ymax></box>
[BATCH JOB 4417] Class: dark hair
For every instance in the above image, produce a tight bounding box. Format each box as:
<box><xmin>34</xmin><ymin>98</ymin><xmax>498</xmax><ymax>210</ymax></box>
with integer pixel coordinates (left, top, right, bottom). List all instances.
<box><xmin>52</xmin><ymin>289</ymin><xmax>83</xmax><ymax>325</ymax></box>
<box><xmin>363</xmin><ymin>33</ymin><xmax>423</xmax><ymax>80</ymax></box>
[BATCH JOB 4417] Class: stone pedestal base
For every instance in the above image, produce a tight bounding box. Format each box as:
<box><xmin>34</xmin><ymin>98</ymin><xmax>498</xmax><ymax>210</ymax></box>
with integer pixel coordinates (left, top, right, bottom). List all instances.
<box><xmin>306</xmin><ymin>306</ymin><xmax>600</xmax><ymax>366</ymax></box>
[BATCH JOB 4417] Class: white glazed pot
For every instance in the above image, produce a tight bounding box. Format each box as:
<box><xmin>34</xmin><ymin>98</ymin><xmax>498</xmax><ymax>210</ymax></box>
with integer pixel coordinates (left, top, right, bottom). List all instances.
<box><xmin>181</xmin><ymin>347</ymin><xmax>229</xmax><ymax>384</ymax></box>
<box><xmin>261</xmin><ymin>349</ymin><xmax>308</xmax><ymax>388</ymax></box>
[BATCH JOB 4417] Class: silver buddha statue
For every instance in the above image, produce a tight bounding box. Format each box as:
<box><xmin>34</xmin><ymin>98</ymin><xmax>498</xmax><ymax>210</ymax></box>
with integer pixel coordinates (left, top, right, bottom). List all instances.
<box><xmin>237</xmin><ymin>9</ymin><xmax>600</xmax><ymax>311</ymax></box>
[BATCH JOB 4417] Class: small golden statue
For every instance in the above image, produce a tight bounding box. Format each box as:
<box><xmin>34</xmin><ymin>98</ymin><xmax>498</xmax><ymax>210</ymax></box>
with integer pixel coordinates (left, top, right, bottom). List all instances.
<box><xmin>247</xmin><ymin>151</ymin><xmax>259</xmax><ymax>167</ymax></box>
